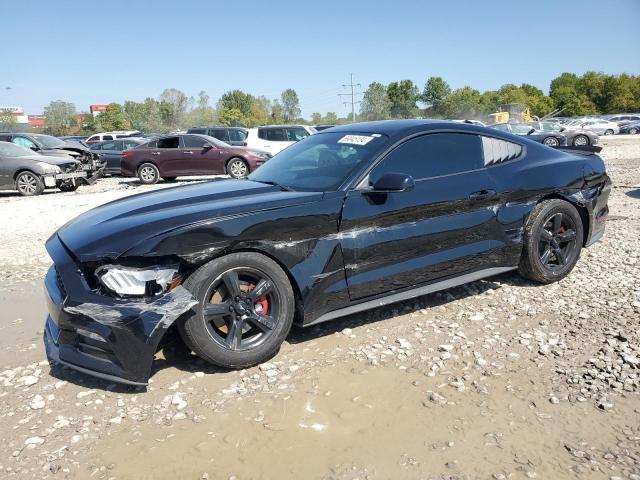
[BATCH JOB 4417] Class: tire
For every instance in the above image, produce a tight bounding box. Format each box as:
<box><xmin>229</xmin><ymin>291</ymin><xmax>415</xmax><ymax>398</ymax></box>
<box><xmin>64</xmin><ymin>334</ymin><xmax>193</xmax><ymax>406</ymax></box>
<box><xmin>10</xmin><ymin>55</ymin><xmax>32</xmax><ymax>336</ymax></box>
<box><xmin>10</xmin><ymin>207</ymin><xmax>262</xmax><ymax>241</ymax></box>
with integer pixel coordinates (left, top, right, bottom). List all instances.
<box><xmin>138</xmin><ymin>163</ymin><xmax>159</xmax><ymax>184</ymax></box>
<box><xmin>179</xmin><ymin>252</ymin><xmax>295</xmax><ymax>368</ymax></box>
<box><xmin>572</xmin><ymin>134</ymin><xmax>589</xmax><ymax>146</ymax></box>
<box><xmin>57</xmin><ymin>180</ymin><xmax>79</xmax><ymax>192</ymax></box>
<box><xmin>542</xmin><ymin>136</ymin><xmax>559</xmax><ymax>147</ymax></box>
<box><xmin>15</xmin><ymin>171</ymin><xmax>45</xmax><ymax>196</ymax></box>
<box><xmin>604</xmin><ymin>129</ymin><xmax>614</xmax><ymax>135</ymax></box>
<box><xmin>518</xmin><ymin>199</ymin><xmax>584</xmax><ymax>284</ymax></box>
<box><xmin>226</xmin><ymin>158</ymin><xmax>249</xmax><ymax>179</ymax></box>
<box><xmin>629</xmin><ymin>127</ymin><xmax>639</xmax><ymax>135</ymax></box>
<box><xmin>163</xmin><ymin>176</ymin><xmax>177</xmax><ymax>182</ymax></box>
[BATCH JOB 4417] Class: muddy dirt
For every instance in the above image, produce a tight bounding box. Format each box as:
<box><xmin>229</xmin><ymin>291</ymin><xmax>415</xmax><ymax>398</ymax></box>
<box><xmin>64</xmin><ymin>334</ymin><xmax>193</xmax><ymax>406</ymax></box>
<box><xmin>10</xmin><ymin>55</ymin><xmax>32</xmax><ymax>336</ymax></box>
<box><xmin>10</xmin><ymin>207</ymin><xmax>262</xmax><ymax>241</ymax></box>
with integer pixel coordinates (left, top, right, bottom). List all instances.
<box><xmin>0</xmin><ymin>136</ymin><xmax>638</xmax><ymax>479</ymax></box>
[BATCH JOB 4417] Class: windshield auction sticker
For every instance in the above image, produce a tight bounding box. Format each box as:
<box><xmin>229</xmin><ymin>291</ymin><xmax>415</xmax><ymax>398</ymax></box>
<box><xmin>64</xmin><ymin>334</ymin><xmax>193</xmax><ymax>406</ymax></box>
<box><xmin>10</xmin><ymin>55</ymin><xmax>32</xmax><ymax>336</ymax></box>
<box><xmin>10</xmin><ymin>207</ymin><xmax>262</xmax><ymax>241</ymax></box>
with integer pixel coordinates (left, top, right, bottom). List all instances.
<box><xmin>337</xmin><ymin>135</ymin><xmax>375</xmax><ymax>145</ymax></box>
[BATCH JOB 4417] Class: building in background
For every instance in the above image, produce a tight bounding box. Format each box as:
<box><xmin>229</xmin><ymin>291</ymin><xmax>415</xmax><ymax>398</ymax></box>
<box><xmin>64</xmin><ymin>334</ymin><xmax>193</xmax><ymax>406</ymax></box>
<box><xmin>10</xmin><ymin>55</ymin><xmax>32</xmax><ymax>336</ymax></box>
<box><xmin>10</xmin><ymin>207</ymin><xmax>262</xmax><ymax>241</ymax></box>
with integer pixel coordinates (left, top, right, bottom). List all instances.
<box><xmin>28</xmin><ymin>115</ymin><xmax>46</xmax><ymax>129</ymax></box>
<box><xmin>0</xmin><ymin>106</ymin><xmax>29</xmax><ymax>129</ymax></box>
<box><xmin>90</xmin><ymin>104</ymin><xmax>108</xmax><ymax>117</ymax></box>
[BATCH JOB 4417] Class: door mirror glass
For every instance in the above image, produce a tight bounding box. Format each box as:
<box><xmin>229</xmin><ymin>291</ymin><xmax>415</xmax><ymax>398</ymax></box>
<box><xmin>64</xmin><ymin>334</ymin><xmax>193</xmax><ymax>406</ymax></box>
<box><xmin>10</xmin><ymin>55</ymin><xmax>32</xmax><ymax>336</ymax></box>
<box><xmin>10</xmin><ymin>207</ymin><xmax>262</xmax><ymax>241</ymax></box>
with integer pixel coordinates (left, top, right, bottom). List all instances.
<box><xmin>370</xmin><ymin>173</ymin><xmax>414</xmax><ymax>193</ymax></box>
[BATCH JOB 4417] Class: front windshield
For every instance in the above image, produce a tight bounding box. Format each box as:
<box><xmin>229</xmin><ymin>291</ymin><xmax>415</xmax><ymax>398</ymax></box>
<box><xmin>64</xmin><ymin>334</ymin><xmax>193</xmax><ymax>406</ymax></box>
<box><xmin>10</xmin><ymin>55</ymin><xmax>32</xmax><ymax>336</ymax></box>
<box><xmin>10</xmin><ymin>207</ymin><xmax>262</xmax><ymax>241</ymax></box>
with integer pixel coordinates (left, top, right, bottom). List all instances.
<box><xmin>248</xmin><ymin>132</ymin><xmax>389</xmax><ymax>191</ymax></box>
<box><xmin>34</xmin><ymin>134</ymin><xmax>66</xmax><ymax>148</ymax></box>
<box><xmin>542</xmin><ymin>122</ymin><xmax>561</xmax><ymax>131</ymax></box>
<box><xmin>0</xmin><ymin>142</ymin><xmax>33</xmax><ymax>157</ymax></box>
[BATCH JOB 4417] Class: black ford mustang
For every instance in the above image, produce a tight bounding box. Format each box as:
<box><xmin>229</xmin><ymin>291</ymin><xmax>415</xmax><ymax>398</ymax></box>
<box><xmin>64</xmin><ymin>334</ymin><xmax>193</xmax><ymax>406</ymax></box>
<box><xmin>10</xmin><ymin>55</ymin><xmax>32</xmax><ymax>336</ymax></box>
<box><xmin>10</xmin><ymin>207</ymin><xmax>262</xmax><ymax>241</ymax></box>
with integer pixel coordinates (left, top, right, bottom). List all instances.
<box><xmin>43</xmin><ymin>120</ymin><xmax>611</xmax><ymax>385</ymax></box>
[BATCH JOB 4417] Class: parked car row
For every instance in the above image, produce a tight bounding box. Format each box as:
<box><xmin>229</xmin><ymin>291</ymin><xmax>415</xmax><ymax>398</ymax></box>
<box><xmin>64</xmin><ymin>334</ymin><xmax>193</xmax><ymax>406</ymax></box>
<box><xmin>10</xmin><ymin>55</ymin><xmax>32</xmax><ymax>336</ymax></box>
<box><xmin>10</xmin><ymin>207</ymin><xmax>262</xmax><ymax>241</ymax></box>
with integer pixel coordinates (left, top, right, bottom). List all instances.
<box><xmin>0</xmin><ymin>133</ymin><xmax>105</xmax><ymax>196</ymax></box>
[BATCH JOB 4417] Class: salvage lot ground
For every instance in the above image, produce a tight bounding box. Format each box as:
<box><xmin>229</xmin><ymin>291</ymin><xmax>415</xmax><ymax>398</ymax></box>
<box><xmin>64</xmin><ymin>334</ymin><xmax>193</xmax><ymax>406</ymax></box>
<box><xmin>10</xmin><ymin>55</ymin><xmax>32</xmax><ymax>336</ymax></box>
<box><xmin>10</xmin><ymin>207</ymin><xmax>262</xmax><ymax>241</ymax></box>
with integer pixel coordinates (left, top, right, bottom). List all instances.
<box><xmin>0</xmin><ymin>136</ymin><xmax>638</xmax><ymax>479</ymax></box>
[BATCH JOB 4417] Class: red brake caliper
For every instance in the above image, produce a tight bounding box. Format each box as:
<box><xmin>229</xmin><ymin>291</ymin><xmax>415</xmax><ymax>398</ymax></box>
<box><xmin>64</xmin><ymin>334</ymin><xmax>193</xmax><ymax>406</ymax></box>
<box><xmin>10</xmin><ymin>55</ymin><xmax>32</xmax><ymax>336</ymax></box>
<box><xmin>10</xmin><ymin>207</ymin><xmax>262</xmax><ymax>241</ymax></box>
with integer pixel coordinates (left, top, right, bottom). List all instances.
<box><xmin>247</xmin><ymin>283</ymin><xmax>269</xmax><ymax>314</ymax></box>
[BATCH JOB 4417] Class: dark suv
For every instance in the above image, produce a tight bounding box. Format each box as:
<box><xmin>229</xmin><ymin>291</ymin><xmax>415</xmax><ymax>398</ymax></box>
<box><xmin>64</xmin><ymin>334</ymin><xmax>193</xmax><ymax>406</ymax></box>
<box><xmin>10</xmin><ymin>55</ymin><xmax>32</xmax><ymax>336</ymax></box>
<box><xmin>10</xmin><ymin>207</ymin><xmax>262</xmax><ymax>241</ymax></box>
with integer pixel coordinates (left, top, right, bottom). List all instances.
<box><xmin>186</xmin><ymin>127</ymin><xmax>248</xmax><ymax>146</ymax></box>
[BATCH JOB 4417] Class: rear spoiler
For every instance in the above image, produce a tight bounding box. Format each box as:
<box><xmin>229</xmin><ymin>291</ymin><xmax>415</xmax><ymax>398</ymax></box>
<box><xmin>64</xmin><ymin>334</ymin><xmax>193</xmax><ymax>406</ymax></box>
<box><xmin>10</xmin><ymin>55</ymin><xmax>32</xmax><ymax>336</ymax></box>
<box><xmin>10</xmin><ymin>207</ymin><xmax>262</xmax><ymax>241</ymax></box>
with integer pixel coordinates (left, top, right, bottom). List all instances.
<box><xmin>551</xmin><ymin>144</ymin><xmax>602</xmax><ymax>155</ymax></box>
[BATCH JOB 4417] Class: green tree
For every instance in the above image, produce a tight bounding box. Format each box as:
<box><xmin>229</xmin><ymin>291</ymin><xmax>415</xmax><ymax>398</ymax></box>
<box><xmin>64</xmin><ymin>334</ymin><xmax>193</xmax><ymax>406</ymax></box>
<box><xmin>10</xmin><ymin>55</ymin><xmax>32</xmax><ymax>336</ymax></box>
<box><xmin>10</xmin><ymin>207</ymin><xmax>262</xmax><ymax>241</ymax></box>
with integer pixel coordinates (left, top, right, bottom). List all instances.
<box><xmin>43</xmin><ymin>100</ymin><xmax>77</xmax><ymax>136</ymax></box>
<box><xmin>270</xmin><ymin>100</ymin><xmax>284</xmax><ymax>123</ymax></box>
<box><xmin>219</xmin><ymin>90</ymin><xmax>254</xmax><ymax>117</ymax></box>
<box><xmin>0</xmin><ymin>108</ymin><xmax>18</xmax><ymax>132</ymax></box>
<box><xmin>360</xmin><ymin>82</ymin><xmax>391</xmax><ymax>121</ymax></box>
<box><xmin>95</xmin><ymin>103</ymin><xmax>130</xmax><ymax>131</ymax></box>
<box><xmin>422</xmin><ymin>76</ymin><xmax>451</xmax><ymax>115</ymax></box>
<box><xmin>158</xmin><ymin>88</ymin><xmax>188</xmax><ymax>130</ymax></box>
<box><xmin>281</xmin><ymin>88</ymin><xmax>301</xmax><ymax>123</ymax></box>
<box><xmin>218</xmin><ymin>107</ymin><xmax>244</xmax><ymax>126</ymax></box>
<box><xmin>438</xmin><ymin>86</ymin><xmax>487</xmax><ymax>119</ymax></box>
<box><xmin>387</xmin><ymin>80</ymin><xmax>419</xmax><ymax>118</ymax></box>
<box><xmin>310</xmin><ymin>112</ymin><xmax>322</xmax><ymax>124</ymax></box>
<box><xmin>323</xmin><ymin>112</ymin><xmax>339</xmax><ymax>124</ymax></box>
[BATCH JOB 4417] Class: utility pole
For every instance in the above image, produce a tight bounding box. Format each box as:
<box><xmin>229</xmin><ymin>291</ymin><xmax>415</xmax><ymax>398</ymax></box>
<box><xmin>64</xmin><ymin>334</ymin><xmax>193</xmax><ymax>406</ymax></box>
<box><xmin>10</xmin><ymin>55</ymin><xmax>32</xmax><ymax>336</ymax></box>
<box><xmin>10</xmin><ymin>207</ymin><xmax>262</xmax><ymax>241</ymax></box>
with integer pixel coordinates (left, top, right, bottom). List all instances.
<box><xmin>338</xmin><ymin>74</ymin><xmax>362</xmax><ymax>123</ymax></box>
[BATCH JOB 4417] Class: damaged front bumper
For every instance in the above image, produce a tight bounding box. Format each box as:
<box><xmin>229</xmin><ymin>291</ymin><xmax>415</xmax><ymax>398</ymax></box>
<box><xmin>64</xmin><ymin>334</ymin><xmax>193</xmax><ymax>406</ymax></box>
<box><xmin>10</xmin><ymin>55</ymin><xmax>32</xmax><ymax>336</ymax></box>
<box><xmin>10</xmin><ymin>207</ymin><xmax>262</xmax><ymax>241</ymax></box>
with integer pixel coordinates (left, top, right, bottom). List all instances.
<box><xmin>43</xmin><ymin>235</ymin><xmax>197</xmax><ymax>385</ymax></box>
<box><xmin>43</xmin><ymin>171</ymin><xmax>89</xmax><ymax>188</ymax></box>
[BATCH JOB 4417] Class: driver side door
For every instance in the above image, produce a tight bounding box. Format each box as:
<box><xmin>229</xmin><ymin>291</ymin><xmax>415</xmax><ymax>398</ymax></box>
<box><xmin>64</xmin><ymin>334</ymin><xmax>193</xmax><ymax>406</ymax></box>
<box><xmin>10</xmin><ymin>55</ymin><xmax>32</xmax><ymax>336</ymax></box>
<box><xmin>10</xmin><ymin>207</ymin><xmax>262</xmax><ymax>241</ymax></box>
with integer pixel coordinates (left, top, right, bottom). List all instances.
<box><xmin>339</xmin><ymin>132</ymin><xmax>500</xmax><ymax>300</ymax></box>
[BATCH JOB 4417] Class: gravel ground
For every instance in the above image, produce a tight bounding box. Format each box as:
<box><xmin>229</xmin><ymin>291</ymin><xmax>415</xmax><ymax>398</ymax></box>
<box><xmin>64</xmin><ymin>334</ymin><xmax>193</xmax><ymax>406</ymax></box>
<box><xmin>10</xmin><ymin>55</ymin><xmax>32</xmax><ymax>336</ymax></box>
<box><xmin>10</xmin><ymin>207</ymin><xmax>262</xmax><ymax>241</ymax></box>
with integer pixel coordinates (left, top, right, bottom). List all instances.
<box><xmin>0</xmin><ymin>136</ymin><xmax>638</xmax><ymax>479</ymax></box>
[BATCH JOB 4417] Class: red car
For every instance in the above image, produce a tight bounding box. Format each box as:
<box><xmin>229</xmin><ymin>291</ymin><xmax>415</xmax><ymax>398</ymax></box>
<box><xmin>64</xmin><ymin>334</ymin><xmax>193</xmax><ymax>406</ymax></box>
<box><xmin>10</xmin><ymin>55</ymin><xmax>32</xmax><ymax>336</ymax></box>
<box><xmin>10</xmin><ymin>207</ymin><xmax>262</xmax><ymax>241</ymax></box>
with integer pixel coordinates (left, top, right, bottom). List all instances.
<box><xmin>121</xmin><ymin>134</ymin><xmax>272</xmax><ymax>183</ymax></box>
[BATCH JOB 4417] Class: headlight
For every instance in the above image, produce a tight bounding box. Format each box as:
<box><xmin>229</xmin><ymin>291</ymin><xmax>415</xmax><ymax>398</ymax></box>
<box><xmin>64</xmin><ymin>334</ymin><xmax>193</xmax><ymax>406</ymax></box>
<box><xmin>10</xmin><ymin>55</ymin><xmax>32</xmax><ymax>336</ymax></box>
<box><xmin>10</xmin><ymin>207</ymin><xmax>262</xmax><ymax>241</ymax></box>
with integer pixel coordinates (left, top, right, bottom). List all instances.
<box><xmin>249</xmin><ymin>151</ymin><xmax>270</xmax><ymax>159</ymax></box>
<box><xmin>37</xmin><ymin>163</ymin><xmax>61</xmax><ymax>174</ymax></box>
<box><xmin>95</xmin><ymin>264</ymin><xmax>180</xmax><ymax>297</ymax></box>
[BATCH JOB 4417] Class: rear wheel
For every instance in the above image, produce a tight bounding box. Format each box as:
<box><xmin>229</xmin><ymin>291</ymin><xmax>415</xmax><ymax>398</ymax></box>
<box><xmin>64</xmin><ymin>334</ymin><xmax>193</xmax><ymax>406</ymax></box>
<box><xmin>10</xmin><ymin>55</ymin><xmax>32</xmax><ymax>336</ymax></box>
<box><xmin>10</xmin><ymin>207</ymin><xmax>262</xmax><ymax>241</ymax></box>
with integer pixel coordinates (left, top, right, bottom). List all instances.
<box><xmin>572</xmin><ymin>134</ymin><xmax>589</xmax><ymax>146</ymax></box>
<box><xmin>518</xmin><ymin>199</ymin><xmax>583</xmax><ymax>284</ymax></box>
<box><xmin>179</xmin><ymin>252</ymin><xmax>294</xmax><ymax>368</ymax></box>
<box><xmin>543</xmin><ymin>136</ymin><xmax>560</xmax><ymax>147</ymax></box>
<box><xmin>138</xmin><ymin>163</ymin><xmax>159</xmax><ymax>184</ymax></box>
<box><xmin>629</xmin><ymin>127</ymin><xmax>639</xmax><ymax>135</ymax></box>
<box><xmin>16</xmin><ymin>171</ymin><xmax>44</xmax><ymax>196</ymax></box>
<box><xmin>604</xmin><ymin>129</ymin><xmax>614</xmax><ymax>135</ymax></box>
<box><xmin>227</xmin><ymin>158</ymin><xmax>249</xmax><ymax>179</ymax></box>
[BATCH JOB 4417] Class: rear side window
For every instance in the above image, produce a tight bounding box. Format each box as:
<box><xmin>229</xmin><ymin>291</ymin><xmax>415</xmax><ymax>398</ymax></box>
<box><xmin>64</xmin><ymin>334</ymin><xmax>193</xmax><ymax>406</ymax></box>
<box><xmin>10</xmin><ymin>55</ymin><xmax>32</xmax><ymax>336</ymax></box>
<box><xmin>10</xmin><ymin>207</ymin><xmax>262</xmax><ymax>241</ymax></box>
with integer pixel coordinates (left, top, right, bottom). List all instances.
<box><xmin>371</xmin><ymin>133</ymin><xmax>483</xmax><ymax>182</ymax></box>
<box><xmin>12</xmin><ymin>136</ymin><xmax>37</xmax><ymax>149</ymax></box>
<box><xmin>101</xmin><ymin>140</ymin><xmax>118</xmax><ymax>150</ymax></box>
<box><xmin>123</xmin><ymin>140</ymin><xmax>140</xmax><ymax>150</ymax></box>
<box><xmin>229</xmin><ymin>129</ymin><xmax>247</xmax><ymax>142</ymax></box>
<box><xmin>481</xmin><ymin>137</ymin><xmax>522</xmax><ymax>166</ymax></box>
<box><xmin>102</xmin><ymin>135</ymin><xmax>113</xmax><ymax>140</ymax></box>
<box><xmin>87</xmin><ymin>135</ymin><xmax>99</xmax><ymax>142</ymax></box>
<box><xmin>183</xmin><ymin>135</ymin><xmax>210</xmax><ymax>148</ymax></box>
<box><xmin>286</xmin><ymin>127</ymin><xmax>309</xmax><ymax>141</ymax></box>
<box><xmin>259</xmin><ymin>128</ymin><xmax>287</xmax><ymax>141</ymax></box>
<box><xmin>157</xmin><ymin>137</ymin><xmax>180</xmax><ymax>148</ymax></box>
<box><xmin>210</xmin><ymin>129</ymin><xmax>228</xmax><ymax>141</ymax></box>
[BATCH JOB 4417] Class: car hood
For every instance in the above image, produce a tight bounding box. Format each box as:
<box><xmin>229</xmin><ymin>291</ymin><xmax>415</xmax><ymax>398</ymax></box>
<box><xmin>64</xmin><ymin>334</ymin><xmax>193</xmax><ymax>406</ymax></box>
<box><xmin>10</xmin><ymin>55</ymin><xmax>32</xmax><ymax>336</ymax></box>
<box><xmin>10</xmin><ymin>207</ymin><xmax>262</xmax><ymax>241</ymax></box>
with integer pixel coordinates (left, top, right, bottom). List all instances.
<box><xmin>56</xmin><ymin>179</ymin><xmax>323</xmax><ymax>262</ymax></box>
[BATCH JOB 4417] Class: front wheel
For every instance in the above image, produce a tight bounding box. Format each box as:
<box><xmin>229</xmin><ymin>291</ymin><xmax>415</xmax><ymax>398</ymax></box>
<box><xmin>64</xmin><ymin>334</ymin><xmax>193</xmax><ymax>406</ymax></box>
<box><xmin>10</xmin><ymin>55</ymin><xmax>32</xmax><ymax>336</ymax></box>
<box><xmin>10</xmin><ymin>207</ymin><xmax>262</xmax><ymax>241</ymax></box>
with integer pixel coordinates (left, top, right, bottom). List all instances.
<box><xmin>604</xmin><ymin>129</ymin><xmax>614</xmax><ymax>135</ymax></box>
<box><xmin>629</xmin><ymin>127</ymin><xmax>639</xmax><ymax>135</ymax></box>
<box><xmin>138</xmin><ymin>163</ymin><xmax>159</xmax><ymax>184</ymax></box>
<box><xmin>572</xmin><ymin>134</ymin><xmax>589</xmax><ymax>146</ymax></box>
<box><xmin>227</xmin><ymin>158</ymin><xmax>249</xmax><ymax>179</ymax></box>
<box><xmin>179</xmin><ymin>252</ymin><xmax>294</xmax><ymax>368</ymax></box>
<box><xmin>543</xmin><ymin>136</ymin><xmax>560</xmax><ymax>147</ymax></box>
<box><xmin>16</xmin><ymin>171</ymin><xmax>44</xmax><ymax>196</ymax></box>
<box><xmin>518</xmin><ymin>199</ymin><xmax>583</xmax><ymax>284</ymax></box>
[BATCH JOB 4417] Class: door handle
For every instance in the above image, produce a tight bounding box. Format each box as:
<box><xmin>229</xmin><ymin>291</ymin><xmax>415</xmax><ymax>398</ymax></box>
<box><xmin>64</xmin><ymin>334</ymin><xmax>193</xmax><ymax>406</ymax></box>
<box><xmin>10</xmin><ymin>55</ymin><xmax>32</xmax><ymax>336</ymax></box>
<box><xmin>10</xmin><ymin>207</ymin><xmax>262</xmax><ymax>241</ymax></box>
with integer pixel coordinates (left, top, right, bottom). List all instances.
<box><xmin>151</xmin><ymin>152</ymin><xmax>161</xmax><ymax>155</ymax></box>
<box><xmin>468</xmin><ymin>189</ymin><xmax>496</xmax><ymax>201</ymax></box>
<box><xmin>184</xmin><ymin>151</ymin><xmax>193</xmax><ymax>154</ymax></box>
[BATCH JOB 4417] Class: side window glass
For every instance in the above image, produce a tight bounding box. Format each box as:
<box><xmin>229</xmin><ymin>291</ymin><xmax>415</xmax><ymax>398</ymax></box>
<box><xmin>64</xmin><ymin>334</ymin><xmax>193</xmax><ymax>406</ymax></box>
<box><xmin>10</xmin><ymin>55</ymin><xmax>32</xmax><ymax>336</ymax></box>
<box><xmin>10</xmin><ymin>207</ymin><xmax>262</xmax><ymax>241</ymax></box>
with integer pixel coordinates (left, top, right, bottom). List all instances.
<box><xmin>210</xmin><ymin>129</ymin><xmax>227</xmax><ymax>141</ymax></box>
<box><xmin>371</xmin><ymin>133</ymin><xmax>483</xmax><ymax>183</ymax></box>
<box><xmin>87</xmin><ymin>136</ymin><xmax>98</xmax><ymax>142</ymax></box>
<box><xmin>12</xmin><ymin>137</ymin><xmax>36</xmax><ymax>149</ymax></box>
<box><xmin>266</xmin><ymin>128</ymin><xmax>287</xmax><ymax>141</ymax></box>
<box><xmin>229</xmin><ymin>129</ymin><xmax>247</xmax><ymax>142</ymax></box>
<box><xmin>123</xmin><ymin>140</ymin><xmax>138</xmax><ymax>150</ymax></box>
<box><xmin>258</xmin><ymin>128</ymin><xmax>266</xmax><ymax>140</ymax></box>
<box><xmin>183</xmin><ymin>135</ymin><xmax>209</xmax><ymax>148</ymax></box>
<box><xmin>157</xmin><ymin>137</ymin><xmax>180</xmax><ymax>149</ymax></box>
<box><xmin>101</xmin><ymin>141</ymin><xmax>117</xmax><ymax>150</ymax></box>
<box><xmin>102</xmin><ymin>135</ymin><xmax>113</xmax><ymax>140</ymax></box>
<box><xmin>286</xmin><ymin>128</ymin><xmax>308</xmax><ymax>141</ymax></box>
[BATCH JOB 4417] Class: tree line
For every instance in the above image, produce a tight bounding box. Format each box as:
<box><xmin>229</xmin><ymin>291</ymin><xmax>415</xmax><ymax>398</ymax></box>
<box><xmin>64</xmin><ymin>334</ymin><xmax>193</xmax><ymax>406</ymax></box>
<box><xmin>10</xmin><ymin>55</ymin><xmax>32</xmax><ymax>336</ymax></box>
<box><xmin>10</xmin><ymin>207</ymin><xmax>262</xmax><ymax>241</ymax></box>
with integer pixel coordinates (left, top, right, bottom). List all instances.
<box><xmin>2</xmin><ymin>71</ymin><xmax>638</xmax><ymax>136</ymax></box>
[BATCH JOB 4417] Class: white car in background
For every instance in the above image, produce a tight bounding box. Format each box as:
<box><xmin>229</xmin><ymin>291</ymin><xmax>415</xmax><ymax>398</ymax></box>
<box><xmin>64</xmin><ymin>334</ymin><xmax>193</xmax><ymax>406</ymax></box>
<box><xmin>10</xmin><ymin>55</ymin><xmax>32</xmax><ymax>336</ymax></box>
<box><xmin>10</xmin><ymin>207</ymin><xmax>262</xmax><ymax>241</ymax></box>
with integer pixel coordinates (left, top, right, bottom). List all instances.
<box><xmin>245</xmin><ymin>125</ymin><xmax>316</xmax><ymax>156</ymax></box>
<box><xmin>568</xmin><ymin>119</ymin><xmax>620</xmax><ymax>135</ymax></box>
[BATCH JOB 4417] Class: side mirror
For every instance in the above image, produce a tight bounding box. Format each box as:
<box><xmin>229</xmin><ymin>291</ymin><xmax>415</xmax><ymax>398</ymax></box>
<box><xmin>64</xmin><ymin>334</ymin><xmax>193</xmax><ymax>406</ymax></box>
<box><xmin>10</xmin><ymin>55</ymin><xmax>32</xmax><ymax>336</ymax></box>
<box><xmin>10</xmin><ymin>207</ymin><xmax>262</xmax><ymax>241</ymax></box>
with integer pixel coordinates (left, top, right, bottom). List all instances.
<box><xmin>370</xmin><ymin>173</ymin><xmax>415</xmax><ymax>193</ymax></box>
<box><xmin>527</xmin><ymin>128</ymin><xmax>536</xmax><ymax>135</ymax></box>
<box><xmin>560</xmin><ymin>127</ymin><xmax>566</xmax><ymax>132</ymax></box>
<box><xmin>202</xmin><ymin>144</ymin><xmax>213</xmax><ymax>150</ymax></box>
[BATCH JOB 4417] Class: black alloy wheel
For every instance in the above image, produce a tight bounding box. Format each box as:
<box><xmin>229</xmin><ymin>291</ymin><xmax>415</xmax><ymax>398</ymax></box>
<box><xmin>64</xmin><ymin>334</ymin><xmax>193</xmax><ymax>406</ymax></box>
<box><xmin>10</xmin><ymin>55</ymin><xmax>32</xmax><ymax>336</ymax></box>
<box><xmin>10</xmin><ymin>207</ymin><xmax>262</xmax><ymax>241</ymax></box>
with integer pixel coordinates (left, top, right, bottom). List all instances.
<box><xmin>179</xmin><ymin>252</ymin><xmax>294</xmax><ymax>368</ymax></box>
<box><xmin>538</xmin><ymin>212</ymin><xmax>578</xmax><ymax>272</ymax></box>
<box><xmin>202</xmin><ymin>269</ymin><xmax>278</xmax><ymax>352</ymax></box>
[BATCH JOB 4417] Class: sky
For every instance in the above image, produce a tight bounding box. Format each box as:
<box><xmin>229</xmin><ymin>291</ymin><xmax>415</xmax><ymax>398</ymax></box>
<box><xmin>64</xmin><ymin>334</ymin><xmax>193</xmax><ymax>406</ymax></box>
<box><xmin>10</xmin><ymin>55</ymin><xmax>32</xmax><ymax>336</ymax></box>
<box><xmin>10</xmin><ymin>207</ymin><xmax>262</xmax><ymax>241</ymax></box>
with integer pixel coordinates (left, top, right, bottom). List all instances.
<box><xmin>2</xmin><ymin>0</ymin><xmax>639</xmax><ymax>118</ymax></box>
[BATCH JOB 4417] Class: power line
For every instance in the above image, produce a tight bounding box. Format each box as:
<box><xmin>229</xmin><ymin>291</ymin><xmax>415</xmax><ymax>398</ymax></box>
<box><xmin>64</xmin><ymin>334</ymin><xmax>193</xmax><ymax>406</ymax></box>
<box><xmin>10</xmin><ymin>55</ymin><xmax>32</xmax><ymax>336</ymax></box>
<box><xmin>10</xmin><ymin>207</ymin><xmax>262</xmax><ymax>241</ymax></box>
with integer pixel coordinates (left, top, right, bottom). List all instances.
<box><xmin>338</xmin><ymin>74</ymin><xmax>362</xmax><ymax>123</ymax></box>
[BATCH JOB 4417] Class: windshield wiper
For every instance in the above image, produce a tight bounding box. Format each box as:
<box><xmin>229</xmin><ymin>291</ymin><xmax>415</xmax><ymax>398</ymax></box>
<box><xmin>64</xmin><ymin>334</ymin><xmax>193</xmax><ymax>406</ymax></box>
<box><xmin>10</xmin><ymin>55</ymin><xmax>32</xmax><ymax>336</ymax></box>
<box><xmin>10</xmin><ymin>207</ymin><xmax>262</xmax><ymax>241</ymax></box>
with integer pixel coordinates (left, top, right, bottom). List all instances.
<box><xmin>258</xmin><ymin>180</ymin><xmax>296</xmax><ymax>192</ymax></box>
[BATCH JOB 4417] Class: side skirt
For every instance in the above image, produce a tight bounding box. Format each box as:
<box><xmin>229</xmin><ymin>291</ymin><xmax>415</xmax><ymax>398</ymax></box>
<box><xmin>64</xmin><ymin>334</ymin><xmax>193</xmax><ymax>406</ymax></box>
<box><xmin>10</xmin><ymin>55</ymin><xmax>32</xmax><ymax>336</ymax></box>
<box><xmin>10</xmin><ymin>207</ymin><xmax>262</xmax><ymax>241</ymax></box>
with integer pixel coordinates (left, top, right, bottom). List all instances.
<box><xmin>305</xmin><ymin>267</ymin><xmax>516</xmax><ymax>327</ymax></box>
